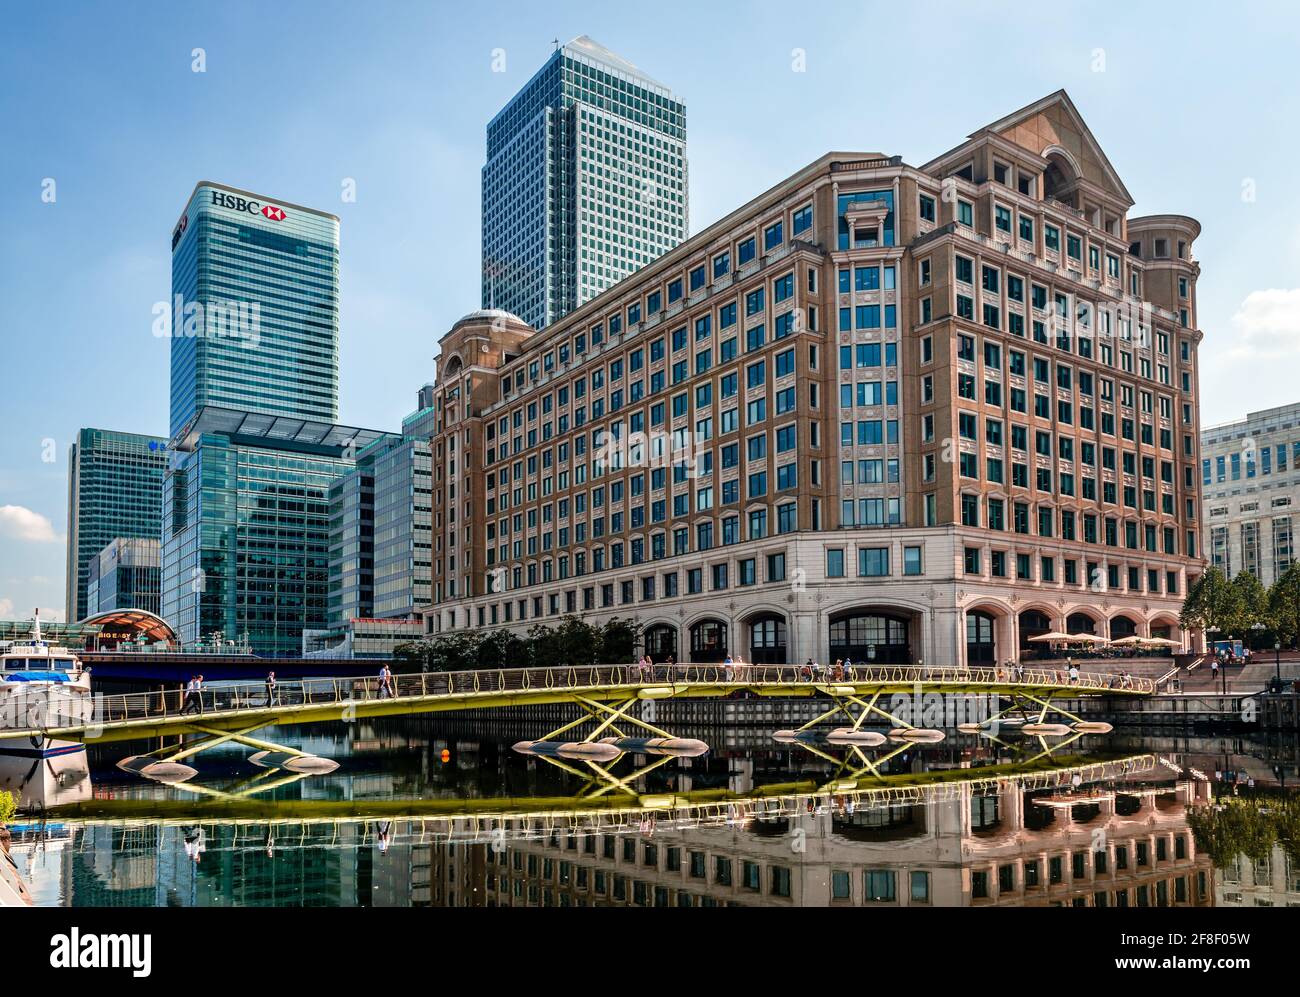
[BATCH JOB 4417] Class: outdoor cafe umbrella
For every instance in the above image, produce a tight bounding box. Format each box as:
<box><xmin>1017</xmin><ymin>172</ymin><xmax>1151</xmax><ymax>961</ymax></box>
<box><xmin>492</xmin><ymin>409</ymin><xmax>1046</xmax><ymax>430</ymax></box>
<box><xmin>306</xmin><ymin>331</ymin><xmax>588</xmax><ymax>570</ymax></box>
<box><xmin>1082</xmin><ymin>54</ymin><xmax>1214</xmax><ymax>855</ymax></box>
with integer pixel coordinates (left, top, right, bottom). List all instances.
<box><xmin>1068</xmin><ymin>633</ymin><xmax>1110</xmax><ymax>645</ymax></box>
<box><xmin>1026</xmin><ymin>631</ymin><xmax>1072</xmax><ymax>643</ymax></box>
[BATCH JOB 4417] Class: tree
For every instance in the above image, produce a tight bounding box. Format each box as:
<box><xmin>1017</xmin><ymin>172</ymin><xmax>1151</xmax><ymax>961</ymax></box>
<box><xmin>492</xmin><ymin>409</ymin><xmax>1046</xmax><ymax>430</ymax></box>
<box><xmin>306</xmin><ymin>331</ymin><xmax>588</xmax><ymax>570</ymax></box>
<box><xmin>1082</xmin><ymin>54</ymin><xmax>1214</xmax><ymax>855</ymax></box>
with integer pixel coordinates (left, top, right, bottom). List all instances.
<box><xmin>395</xmin><ymin>616</ymin><xmax>643</xmax><ymax>673</ymax></box>
<box><xmin>1227</xmin><ymin>570</ymin><xmax>1268</xmax><ymax>636</ymax></box>
<box><xmin>393</xmin><ymin>631</ymin><xmax>480</xmax><ymax>672</ymax></box>
<box><xmin>1180</xmin><ymin>567</ymin><xmax>1242</xmax><ymax>637</ymax></box>
<box><xmin>1188</xmin><ymin>797</ymin><xmax>1277</xmax><ymax>867</ymax></box>
<box><xmin>598</xmin><ymin>617</ymin><xmax>641</xmax><ymax>664</ymax></box>
<box><xmin>1269</xmin><ymin>562</ymin><xmax>1300</xmax><ymax>649</ymax></box>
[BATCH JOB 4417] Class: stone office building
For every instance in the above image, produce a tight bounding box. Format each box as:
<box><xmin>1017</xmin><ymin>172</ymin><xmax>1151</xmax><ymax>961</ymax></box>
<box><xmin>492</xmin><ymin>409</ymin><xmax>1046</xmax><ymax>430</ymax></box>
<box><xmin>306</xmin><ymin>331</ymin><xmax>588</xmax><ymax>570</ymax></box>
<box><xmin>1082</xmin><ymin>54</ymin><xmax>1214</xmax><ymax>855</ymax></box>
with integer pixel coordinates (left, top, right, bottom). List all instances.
<box><xmin>1202</xmin><ymin>401</ymin><xmax>1300</xmax><ymax>586</ymax></box>
<box><xmin>421</xmin><ymin>91</ymin><xmax>1205</xmax><ymax>667</ymax></box>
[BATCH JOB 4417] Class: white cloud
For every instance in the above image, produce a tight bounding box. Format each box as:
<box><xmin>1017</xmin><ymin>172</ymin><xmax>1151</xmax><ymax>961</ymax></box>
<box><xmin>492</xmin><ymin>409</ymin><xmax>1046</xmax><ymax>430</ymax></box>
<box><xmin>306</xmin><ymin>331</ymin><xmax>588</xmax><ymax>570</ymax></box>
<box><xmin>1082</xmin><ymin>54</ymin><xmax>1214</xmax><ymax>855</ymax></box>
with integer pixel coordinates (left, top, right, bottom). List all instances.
<box><xmin>1227</xmin><ymin>289</ymin><xmax>1300</xmax><ymax>358</ymax></box>
<box><xmin>0</xmin><ymin>505</ymin><xmax>61</xmax><ymax>543</ymax></box>
<box><xmin>0</xmin><ymin>598</ymin><xmax>12</xmax><ymax>618</ymax></box>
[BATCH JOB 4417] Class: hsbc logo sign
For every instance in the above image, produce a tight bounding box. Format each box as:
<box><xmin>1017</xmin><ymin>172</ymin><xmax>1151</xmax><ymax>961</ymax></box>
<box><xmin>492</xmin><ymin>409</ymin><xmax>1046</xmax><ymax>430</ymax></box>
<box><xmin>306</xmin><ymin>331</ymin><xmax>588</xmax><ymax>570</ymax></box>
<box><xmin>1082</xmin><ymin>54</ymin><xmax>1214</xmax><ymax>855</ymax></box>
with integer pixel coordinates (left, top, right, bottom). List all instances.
<box><xmin>209</xmin><ymin>189</ymin><xmax>287</xmax><ymax>222</ymax></box>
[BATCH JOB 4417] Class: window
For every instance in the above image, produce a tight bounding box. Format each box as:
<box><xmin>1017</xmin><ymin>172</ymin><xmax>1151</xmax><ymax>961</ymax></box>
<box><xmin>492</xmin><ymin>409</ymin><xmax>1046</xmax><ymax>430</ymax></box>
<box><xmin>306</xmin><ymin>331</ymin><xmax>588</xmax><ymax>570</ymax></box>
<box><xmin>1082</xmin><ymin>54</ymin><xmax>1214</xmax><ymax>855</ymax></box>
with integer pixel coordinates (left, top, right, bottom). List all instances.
<box><xmin>826</xmin><ymin>548</ymin><xmax>845</xmax><ymax>578</ymax></box>
<box><xmin>792</xmin><ymin>204</ymin><xmax>813</xmax><ymax>235</ymax></box>
<box><xmin>903</xmin><ymin>546</ymin><xmax>923</xmax><ymax>575</ymax></box>
<box><xmin>864</xmin><ymin>870</ymin><xmax>896</xmax><ymax>902</ymax></box>
<box><xmin>858</xmin><ymin>547</ymin><xmax>889</xmax><ymax>577</ymax></box>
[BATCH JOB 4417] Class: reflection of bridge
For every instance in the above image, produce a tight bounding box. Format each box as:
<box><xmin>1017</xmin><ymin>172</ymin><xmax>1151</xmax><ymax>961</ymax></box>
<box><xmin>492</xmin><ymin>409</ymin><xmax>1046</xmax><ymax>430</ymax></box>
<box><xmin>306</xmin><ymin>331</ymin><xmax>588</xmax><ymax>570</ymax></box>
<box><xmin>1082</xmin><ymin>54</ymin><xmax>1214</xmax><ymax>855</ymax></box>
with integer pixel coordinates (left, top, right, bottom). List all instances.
<box><xmin>41</xmin><ymin>754</ymin><xmax>1158</xmax><ymax>844</ymax></box>
<box><xmin>21</xmin><ymin>751</ymin><xmax>1217</xmax><ymax>908</ymax></box>
<box><xmin>11</xmin><ymin>663</ymin><xmax>1151</xmax><ymax>781</ymax></box>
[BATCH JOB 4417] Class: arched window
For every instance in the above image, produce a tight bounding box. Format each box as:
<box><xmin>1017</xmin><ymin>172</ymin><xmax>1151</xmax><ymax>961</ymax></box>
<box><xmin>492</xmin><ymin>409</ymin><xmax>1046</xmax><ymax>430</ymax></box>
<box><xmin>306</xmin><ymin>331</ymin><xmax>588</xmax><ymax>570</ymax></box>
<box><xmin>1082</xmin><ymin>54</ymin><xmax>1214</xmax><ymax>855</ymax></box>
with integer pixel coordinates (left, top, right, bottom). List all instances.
<box><xmin>1066</xmin><ymin>612</ymin><xmax>1096</xmax><ymax>635</ymax></box>
<box><xmin>1110</xmin><ymin>616</ymin><xmax>1138</xmax><ymax>640</ymax></box>
<box><xmin>644</xmin><ymin>624</ymin><xmax>677</xmax><ymax>663</ymax></box>
<box><xmin>748</xmin><ymin>615</ymin><xmax>787</xmax><ymax>665</ymax></box>
<box><xmin>1018</xmin><ymin>610</ymin><xmax>1052</xmax><ymax>651</ymax></box>
<box><xmin>828</xmin><ymin>612</ymin><xmax>910</xmax><ymax>664</ymax></box>
<box><xmin>966</xmin><ymin>611</ymin><xmax>996</xmax><ymax>665</ymax></box>
<box><xmin>689</xmin><ymin>620</ymin><xmax>728</xmax><ymax>663</ymax></box>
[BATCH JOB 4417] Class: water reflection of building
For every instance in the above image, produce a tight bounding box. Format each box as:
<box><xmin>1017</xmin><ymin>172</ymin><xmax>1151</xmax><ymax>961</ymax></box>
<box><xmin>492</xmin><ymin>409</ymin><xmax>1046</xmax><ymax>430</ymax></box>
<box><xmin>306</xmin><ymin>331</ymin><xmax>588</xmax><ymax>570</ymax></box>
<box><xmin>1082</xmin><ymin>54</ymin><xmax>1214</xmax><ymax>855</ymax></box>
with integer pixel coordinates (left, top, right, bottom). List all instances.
<box><xmin>1216</xmin><ymin>845</ymin><xmax>1300</xmax><ymax>907</ymax></box>
<box><xmin>432</xmin><ymin>777</ymin><xmax>1214</xmax><ymax>907</ymax></box>
<box><xmin>44</xmin><ymin>823</ymin><xmax>387</xmax><ymax>907</ymax></box>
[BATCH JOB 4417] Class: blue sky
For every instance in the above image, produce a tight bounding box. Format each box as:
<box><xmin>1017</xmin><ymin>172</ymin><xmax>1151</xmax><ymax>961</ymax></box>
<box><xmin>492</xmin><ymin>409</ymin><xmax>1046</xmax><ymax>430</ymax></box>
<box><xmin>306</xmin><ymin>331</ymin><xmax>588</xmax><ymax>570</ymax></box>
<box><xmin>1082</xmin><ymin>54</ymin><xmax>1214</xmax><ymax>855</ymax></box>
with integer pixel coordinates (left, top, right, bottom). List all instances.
<box><xmin>3</xmin><ymin>0</ymin><xmax>1299</xmax><ymax>620</ymax></box>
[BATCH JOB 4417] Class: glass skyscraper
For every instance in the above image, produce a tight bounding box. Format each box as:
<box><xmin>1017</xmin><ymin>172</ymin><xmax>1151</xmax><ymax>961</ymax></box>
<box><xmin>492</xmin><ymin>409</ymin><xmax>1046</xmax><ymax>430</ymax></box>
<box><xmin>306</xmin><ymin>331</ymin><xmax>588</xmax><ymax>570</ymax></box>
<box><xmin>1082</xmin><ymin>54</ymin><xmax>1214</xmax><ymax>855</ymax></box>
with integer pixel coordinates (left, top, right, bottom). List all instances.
<box><xmin>169</xmin><ymin>182</ymin><xmax>340</xmax><ymax>437</ymax></box>
<box><xmin>65</xmin><ymin>428</ymin><xmax>167</xmax><ymax>622</ymax></box>
<box><xmin>326</xmin><ymin>387</ymin><xmax>436</xmax><ymax>626</ymax></box>
<box><xmin>161</xmin><ymin>182</ymin><xmax>371</xmax><ymax>654</ymax></box>
<box><xmin>162</xmin><ymin>408</ymin><xmax>396</xmax><ymax>655</ymax></box>
<box><xmin>86</xmin><ymin>538</ymin><xmax>162</xmax><ymax>617</ymax></box>
<box><xmin>482</xmin><ymin>36</ymin><xmax>688</xmax><ymax>329</ymax></box>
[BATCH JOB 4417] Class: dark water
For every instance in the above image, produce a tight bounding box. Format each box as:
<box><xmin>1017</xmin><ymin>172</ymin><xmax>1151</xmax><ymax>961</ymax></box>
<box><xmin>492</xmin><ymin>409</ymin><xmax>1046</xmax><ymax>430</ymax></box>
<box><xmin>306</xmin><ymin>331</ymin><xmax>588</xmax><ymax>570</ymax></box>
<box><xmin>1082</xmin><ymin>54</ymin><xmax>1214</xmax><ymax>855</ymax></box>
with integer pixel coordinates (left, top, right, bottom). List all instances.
<box><xmin>10</xmin><ymin>714</ymin><xmax>1300</xmax><ymax>908</ymax></box>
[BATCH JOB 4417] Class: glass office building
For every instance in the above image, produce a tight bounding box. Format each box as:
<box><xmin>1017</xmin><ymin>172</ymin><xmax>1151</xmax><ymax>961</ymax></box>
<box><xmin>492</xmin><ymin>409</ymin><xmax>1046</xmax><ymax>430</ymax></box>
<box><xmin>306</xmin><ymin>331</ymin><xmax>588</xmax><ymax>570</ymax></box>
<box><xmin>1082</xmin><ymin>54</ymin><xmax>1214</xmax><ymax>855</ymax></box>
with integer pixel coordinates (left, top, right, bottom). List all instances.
<box><xmin>169</xmin><ymin>182</ymin><xmax>340</xmax><ymax>437</ymax></box>
<box><xmin>161</xmin><ymin>408</ymin><xmax>395</xmax><ymax>655</ymax></box>
<box><xmin>86</xmin><ymin>538</ymin><xmax>162</xmax><ymax>617</ymax></box>
<box><xmin>327</xmin><ymin>386</ymin><xmax>436</xmax><ymax>625</ymax></box>
<box><xmin>482</xmin><ymin>35</ymin><xmax>687</xmax><ymax>329</ymax></box>
<box><xmin>65</xmin><ymin>428</ymin><xmax>168</xmax><ymax>622</ymax></box>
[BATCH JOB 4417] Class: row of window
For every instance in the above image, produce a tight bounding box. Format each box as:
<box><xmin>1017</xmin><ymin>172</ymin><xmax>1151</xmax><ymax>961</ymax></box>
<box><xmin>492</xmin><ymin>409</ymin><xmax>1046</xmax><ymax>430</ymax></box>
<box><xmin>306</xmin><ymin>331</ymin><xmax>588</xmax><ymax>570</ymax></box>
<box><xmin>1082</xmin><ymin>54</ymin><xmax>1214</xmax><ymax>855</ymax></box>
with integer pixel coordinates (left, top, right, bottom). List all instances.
<box><xmin>962</xmin><ymin>546</ymin><xmax>1182</xmax><ymax>595</ymax></box>
<box><xmin>499</xmin><ymin>203</ymin><xmax>816</xmax><ymax>400</ymax></box>
<box><xmin>1204</xmin><ymin>441</ymin><xmax>1300</xmax><ymax>484</ymax></box>
<box><xmin>467</xmin><ymin>548</ymin><xmax>793</xmax><ymax>620</ymax></box>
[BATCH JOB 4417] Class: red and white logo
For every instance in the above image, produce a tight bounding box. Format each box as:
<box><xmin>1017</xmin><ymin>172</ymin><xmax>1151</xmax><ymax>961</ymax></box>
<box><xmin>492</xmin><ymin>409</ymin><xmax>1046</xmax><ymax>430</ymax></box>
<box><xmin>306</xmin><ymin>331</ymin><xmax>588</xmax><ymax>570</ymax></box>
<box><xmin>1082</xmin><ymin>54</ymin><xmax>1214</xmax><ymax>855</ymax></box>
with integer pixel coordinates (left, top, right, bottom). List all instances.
<box><xmin>261</xmin><ymin>205</ymin><xmax>286</xmax><ymax>221</ymax></box>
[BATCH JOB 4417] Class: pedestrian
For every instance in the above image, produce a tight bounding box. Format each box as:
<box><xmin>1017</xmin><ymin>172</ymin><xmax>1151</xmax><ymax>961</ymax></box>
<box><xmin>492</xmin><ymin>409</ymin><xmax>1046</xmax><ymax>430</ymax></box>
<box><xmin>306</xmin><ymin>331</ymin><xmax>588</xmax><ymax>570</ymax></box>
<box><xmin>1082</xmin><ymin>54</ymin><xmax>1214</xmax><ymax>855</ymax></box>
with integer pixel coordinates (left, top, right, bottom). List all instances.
<box><xmin>181</xmin><ymin>675</ymin><xmax>199</xmax><ymax>715</ymax></box>
<box><xmin>183</xmin><ymin>826</ymin><xmax>205</xmax><ymax>864</ymax></box>
<box><xmin>264</xmin><ymin>670</ymin><xmax>278</xmax><ymax>707</ymax></box>
<box><xmin>723</xmin><ymin>653</ymin><xmax>734</xmax><ymax>682</ymax></box>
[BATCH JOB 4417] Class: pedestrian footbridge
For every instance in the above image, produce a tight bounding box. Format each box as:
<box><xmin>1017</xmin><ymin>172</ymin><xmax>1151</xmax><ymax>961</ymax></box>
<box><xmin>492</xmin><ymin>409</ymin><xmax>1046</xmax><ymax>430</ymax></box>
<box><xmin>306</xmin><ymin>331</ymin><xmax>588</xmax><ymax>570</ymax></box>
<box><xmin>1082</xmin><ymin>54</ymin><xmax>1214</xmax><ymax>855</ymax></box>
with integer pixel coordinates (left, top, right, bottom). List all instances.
<box><xmin>7</xmin><ymin>663</ymin><xmax>1151</xmax><ymax>782</ymax></box>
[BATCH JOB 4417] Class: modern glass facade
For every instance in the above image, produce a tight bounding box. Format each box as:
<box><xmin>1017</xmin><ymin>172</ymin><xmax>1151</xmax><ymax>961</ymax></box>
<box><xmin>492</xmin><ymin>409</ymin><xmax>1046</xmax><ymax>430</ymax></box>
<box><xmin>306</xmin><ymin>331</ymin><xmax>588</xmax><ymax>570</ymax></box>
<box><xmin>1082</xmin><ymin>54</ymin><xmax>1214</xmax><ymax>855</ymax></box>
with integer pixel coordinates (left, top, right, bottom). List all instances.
<box><xmin>169</xmin><ymin>182</ymin><xmax>340</xmax><ymax>437</ymax></box>
<box><xmin>327</xmin><ymin>459</ymin><xmax>375</xmax><ymax>624</ymax></box>
<box><xmin>482</xmin><ymin>35</ymin><xmax>687</xmax><ymax>329</ymax></box>
<box><xmin>327</xmin><ymin>388</ymin><xmax>436</xmax><ymax>624</ymax></box>
<box><xmin>65</xmin><ymin>428</ymin><xmax>167</xmax><ymax>622</ymax></box>
<box><xmin>86</xmin><ymin>537</ymin><xmax>162</xmax><ymax>616</ymax></box>
<box><xmin>161</xmin><ymin>408</ymin><xmax>396</xmax><ymax>655</ymax></box>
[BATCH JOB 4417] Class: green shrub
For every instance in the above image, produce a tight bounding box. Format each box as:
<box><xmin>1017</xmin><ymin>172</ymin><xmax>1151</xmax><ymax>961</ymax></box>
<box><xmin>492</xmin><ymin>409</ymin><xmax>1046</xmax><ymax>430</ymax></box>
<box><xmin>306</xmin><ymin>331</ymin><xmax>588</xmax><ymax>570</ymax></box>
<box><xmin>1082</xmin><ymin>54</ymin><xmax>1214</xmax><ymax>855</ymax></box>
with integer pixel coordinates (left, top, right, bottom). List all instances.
<box><xmin>0</xmin><ymin>790</ymin><xmax>15</xmax><ymax>825</ymax></box>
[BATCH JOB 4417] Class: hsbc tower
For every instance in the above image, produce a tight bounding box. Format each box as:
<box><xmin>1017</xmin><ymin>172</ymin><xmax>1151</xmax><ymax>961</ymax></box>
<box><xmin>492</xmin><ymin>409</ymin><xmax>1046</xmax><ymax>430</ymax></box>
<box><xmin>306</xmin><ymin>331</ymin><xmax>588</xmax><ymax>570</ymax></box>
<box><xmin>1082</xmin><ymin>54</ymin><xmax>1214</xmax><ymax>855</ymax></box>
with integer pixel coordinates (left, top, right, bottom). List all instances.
<box><xmin>168</xmin><ymin>181</ymin><xmax>340</xmax><ymax>436</ymax></box>
<box><xmin>163</xmin><ymin>182</ymin><xmax>359</xmax><ymax>653</ymax></box>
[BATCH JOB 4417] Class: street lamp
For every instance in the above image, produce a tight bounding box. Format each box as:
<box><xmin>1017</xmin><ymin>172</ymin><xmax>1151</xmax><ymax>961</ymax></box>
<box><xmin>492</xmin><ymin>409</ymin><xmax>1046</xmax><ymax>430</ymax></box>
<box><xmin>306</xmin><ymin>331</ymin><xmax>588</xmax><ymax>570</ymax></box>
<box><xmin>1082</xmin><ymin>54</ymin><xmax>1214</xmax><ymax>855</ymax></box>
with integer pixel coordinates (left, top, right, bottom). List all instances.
<box><xmin>1275</xmin><ymin>641</ymin><xmax>1283</xmax><ymax>693</ymax></box>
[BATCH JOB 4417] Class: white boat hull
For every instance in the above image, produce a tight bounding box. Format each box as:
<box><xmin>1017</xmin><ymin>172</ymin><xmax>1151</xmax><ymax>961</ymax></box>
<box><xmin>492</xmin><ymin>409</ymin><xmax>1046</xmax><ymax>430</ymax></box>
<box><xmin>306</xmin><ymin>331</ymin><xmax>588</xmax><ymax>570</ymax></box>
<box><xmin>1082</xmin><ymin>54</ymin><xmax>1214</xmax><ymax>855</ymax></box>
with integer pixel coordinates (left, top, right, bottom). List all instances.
<box><xmin>0</xmin><ymin>736</ymin><xmax>91</xmax><ymax>809</ymax></box>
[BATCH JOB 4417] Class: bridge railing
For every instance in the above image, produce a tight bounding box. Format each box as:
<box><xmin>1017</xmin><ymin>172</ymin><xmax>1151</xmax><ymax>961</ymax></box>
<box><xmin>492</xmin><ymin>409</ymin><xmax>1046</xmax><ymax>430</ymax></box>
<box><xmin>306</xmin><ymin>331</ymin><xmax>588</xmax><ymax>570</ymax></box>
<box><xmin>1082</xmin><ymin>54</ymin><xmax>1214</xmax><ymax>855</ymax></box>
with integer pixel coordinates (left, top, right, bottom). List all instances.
<box><xmin>3</xmin><ymin>662</ymin><xmax>1151</xmax><ymax>732</ymax></box>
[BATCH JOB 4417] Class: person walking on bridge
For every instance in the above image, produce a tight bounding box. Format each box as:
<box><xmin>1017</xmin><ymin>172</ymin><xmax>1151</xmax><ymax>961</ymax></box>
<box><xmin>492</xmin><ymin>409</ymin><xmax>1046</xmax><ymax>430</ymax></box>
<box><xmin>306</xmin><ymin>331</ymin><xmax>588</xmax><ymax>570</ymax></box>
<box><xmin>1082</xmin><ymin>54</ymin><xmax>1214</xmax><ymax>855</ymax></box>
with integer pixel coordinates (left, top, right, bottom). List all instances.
<box><xmin>264</xmin><ymin>670</ymin><xmax>278</xmax><ymax>707</ymax></box>
<box><xmin>181</xmin><ymin>675</ymin><xmax>203</xmax><ymax>715</ymax></box>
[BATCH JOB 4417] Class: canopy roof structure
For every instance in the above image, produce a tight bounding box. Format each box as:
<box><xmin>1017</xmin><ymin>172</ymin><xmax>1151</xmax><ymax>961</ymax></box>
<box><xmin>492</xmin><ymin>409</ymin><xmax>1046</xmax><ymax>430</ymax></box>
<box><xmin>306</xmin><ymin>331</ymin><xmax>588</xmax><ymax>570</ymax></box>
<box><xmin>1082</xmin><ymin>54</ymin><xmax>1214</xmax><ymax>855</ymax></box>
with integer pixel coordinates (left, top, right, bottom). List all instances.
<box><xmin>81</xmin><ymin>609</ymin><xmax>176</xmax><ymax>644</ymax></box>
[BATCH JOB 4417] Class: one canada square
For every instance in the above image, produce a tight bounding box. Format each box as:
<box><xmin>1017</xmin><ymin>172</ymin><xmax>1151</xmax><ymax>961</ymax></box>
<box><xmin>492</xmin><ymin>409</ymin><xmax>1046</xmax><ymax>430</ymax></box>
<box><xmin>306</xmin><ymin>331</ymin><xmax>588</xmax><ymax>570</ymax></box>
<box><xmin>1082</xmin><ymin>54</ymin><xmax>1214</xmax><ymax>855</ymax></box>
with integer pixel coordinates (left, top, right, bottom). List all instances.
<box><xmin>482</xmin><ymin>36</ymin><xmax>688</xmax><ymax>329</ymax></box>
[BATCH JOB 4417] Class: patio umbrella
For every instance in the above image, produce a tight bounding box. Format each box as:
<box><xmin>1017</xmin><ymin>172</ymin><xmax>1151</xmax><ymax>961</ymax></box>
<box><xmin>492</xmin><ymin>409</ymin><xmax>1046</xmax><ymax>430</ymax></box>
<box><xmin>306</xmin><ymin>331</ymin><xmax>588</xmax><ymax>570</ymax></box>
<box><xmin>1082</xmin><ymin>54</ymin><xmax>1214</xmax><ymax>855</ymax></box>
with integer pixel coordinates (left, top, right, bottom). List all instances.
<box><xmin>1069</xmin><ymin>633</ymin><xmax>1110</xmax><ymax>644</ymax></box>
<box><xmin>1027</xmin><ymin>631</ymin><xmax>1072</xmax><ymax>642</ymax></box>
<box><xmin>1108</xmin><ymin>636</ymin><xmax>1142</xmax><ymax>646</ymax></box>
